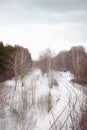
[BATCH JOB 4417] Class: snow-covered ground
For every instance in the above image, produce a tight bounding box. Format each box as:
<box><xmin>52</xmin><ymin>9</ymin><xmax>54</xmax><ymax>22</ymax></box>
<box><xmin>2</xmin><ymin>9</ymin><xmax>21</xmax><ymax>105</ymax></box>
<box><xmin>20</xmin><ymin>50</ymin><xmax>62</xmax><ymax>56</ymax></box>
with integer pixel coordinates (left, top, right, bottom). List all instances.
<box><xmin>0</xmin><ymin>69</ymin><xmax>85</xmax><ymax>130</ymax></box>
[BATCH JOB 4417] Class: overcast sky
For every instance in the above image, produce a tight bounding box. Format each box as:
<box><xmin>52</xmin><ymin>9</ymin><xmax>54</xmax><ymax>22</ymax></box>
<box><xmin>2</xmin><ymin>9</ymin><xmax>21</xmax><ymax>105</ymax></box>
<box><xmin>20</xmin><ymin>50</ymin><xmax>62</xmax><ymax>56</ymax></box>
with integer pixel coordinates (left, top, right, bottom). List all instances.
<box><xmin>0</xmin><ymin>0</ymin><xmax>87</xmax><ymax>59</ymax></box>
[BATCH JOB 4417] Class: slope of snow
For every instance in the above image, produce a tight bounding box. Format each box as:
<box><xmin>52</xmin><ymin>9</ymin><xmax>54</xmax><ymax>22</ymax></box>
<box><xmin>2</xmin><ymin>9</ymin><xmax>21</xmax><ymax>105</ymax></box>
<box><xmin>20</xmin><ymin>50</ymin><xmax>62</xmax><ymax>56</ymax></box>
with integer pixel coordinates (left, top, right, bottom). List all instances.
<box><xmin>0</xmin><ymin>70</ymin><xmax>85</xmax><ymax>130</ymax></box>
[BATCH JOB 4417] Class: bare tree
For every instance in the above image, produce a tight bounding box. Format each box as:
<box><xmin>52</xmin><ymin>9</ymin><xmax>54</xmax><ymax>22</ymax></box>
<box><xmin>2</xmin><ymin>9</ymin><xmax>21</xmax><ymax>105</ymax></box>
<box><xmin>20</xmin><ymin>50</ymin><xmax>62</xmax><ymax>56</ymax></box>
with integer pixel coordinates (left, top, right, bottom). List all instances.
<box><xmin>70</xmin><ymin>46</ymin><xmax>87</xmax><ymax>84</ymax></box>
<box><xmin>9</xmin><ymin>46</ymin><xmax>20</xmax><ymax>90</ymax></box>
<box><xmin>18</xmin><ymin>47</ymin><xmax>32</xmax><ymax>86</ymax></box>
<box><xmin>39</xmin><ymin>49</ymin><xmax>57</xmax><ymax>112</ymax></box>
<box><xmin>9</xmin><ymin>46</ymin><xmax>32</xmax><ymax>90</ymax></box>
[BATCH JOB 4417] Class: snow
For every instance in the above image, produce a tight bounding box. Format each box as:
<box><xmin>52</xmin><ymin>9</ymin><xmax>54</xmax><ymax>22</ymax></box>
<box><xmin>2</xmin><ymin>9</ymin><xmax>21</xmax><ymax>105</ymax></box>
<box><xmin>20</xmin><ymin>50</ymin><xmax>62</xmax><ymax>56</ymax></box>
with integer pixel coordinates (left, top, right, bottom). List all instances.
<box><xmin>4</xmin><ymin>80</ymin><xmax>15</xmax><ymax>87</ymax></box>
<box><xmin>0</xmin><ymin>69</ymin><xmax>85</xmax><ymax>130</ymax></box>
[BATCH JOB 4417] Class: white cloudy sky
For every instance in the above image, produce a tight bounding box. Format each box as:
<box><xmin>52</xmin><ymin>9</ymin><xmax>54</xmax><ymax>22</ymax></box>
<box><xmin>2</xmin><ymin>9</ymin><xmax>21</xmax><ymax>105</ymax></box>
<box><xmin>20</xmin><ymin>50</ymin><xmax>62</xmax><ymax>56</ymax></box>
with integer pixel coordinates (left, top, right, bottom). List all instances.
<box><xmin>0</xmin><ymin>0</ymin><xmax>87</xmax><ymax>59</ymax></box>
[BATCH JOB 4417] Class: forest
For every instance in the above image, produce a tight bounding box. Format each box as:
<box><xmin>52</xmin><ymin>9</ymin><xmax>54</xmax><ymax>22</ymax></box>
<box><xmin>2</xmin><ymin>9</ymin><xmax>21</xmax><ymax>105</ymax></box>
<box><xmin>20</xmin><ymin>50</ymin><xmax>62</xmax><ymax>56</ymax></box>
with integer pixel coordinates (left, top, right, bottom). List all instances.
<box><xmin>0</xmin><ymin>42</ymin><xmax>32</xmax><ymax>82</ymax></box>
<box><xmin>0</xmin><ymin>42</ymin><xmax>87</xmax><ymax>130</ymax></box>
<box><xmin>1</xmin><ymin>42</ymin><xmax>87</xmax><ymax>85</ymax></box>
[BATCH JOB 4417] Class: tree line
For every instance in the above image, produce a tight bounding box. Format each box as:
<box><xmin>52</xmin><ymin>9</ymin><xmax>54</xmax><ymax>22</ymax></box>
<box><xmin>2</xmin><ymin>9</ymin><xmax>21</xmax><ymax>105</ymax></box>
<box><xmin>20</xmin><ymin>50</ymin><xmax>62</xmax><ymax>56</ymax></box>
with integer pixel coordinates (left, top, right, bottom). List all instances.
<box><xmin>36</xmin><ymin>46</ymin><xmax>87</xmax><ymax>85</ymax></box>
<box><xmin>0</xmin><ymin>41</ymin><xmax>87</xmax><ymax>85</ymax></box>
<box><xmin>0</xmin><ymin>42</ymin><xmax>32</xmax><ymax>83</ymax></box>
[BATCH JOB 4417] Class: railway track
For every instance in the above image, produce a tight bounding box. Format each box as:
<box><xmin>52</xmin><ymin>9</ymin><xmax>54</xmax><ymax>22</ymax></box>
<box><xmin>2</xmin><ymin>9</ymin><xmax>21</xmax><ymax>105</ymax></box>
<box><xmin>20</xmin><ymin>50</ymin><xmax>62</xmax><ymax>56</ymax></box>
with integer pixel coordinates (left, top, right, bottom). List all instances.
<box><xmin>48</xmin><ymin>73</ymin><xmax>78</xmax><ymax>130</ymax></box>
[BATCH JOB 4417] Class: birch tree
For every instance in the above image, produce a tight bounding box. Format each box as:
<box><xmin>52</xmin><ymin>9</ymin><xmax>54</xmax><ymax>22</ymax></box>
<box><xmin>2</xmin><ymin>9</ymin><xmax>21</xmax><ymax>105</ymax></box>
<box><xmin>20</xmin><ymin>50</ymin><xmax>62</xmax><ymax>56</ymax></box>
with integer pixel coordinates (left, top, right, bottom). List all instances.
<box><xmin>18</xmin><ymin>47</ymin><xmax>32</xmax><ymax>86</ymax></box>
<box><xmin>9</xmin><ymin>46</ymin><xmax>32</xmax><ymax>90</ymax></box>
<box><xmin>9</xmin><ymin>46</ymin><xmax>20</xmax><ymax>90</ymax></box>
<box><xmin>39</xmin><ymin>49</ymin><xmax>56</xmax><ymax>112</ymax></box>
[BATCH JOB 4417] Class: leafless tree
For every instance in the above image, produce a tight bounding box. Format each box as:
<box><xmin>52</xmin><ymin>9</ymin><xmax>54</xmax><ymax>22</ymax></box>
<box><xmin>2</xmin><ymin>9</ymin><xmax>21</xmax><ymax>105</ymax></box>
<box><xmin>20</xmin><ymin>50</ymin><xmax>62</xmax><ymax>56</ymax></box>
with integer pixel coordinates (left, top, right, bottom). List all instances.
<box><xmin>17</xmin><ymin>47</ymin><xmax>32</xmax><ymax>87</ymax></box>
<box><xmin>9</xmin><ymin>46</ymin><xmax>32</xmax><ymax>90</ymax></box>
<box><xmin>39</xmin><ymin>49</ymin><xmax>57</xmax><ymax>112</ymax></box>
<box><xmin>9</xmin><ymin>46</ymin><xmax>20</xmax><ymax>90</ymax></box>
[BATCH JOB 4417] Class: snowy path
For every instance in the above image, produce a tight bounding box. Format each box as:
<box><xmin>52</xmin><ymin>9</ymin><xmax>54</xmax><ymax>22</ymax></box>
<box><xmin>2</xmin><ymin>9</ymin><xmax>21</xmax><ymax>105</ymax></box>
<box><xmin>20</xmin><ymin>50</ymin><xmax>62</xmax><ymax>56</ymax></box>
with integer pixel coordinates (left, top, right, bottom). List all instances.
<box><xmin>47</xmin><ymin>73</ymin><xmax>78</xmax><ymax>130</ymax></box>
<box><xmin>35</xmin><ymin>72</ymin><xmax>84</xmax><ymax>130</ymax></box>
<box><xmin>0</xmin><ymin>71</ymin><xmax>84</xmax><ymax>130</ymax></box>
